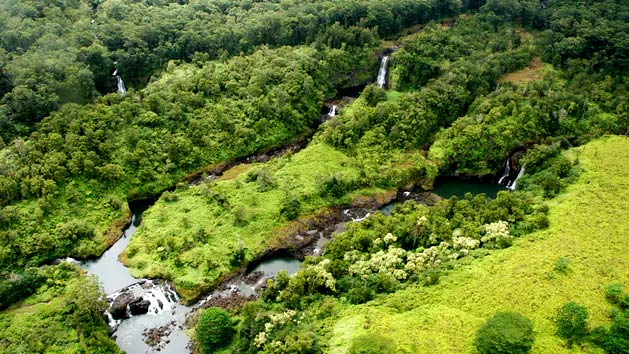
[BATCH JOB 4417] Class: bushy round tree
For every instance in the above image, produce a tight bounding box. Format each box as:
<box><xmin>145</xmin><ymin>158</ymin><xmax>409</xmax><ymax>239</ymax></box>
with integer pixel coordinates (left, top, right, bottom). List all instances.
<box><xmin>196</xmin><ymin>307</ymin><xmax>234</xmax><ymax>353</ymax></box>
<box><xmin>474</xmin><ymin>311</ymin><xmax>535</xmax><ymax>354</ymax></box>
<box><xmin>555</xmin><ymin>302</ymin><xmax>588</xmax><ymax>345</ymax></box>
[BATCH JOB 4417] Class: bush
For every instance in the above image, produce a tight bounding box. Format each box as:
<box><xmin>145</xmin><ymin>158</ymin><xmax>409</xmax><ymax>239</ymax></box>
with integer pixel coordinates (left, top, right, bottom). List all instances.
<box><xmin>556</xmin><ymin>302</ymin><xmax>588</xmax><ymax>345</ymax></box>
<box><xmin>554</xmin><ymin>257</ymin><xmax>570</xmax><ymax>274</ymax></box>
<box><xmin>605</xmin><ymin>283</ymin><xmax>625</xmax><ymax>305</ymax></box>
<box><xmin>347</xmin><ymin>285</ymin><xmax>375</xmax><ymax>304</ymax></box>
<box><xmin>280</xmin><ymin>197</ymin><xmax>302</xmax><ymax>220</ymax></box>
<box><xmin>349</xmin><ymin>333</ymin><xmax>396</xmax><ymax>354</ymax></box>
<box><xmin>320</xmin><ymin>174</ymin><xmax>354</xmax><ymax>198</ymax></box>
<box><xmin>474</xmin><ymin>311</ymin><xmax>535</xmax><ymax>354</ymax></box>
<box><xmin>0</xmin><ymin>269</ymin><xmax>45</xmax><ymax>310</ymax></box>
<box><xmin>597</xmin><ymin>310</ymin><xmax>629</xmax><ymax>354</ymax></box>
<box><xmin>361</xmin><ymin>84</ymin><xmax>387</xmax><ymax>107</ymax></box>
<box><xmin>196</xmin><ymin>307</ymin><xmax>234</xmax><ymax>353</ymax></box>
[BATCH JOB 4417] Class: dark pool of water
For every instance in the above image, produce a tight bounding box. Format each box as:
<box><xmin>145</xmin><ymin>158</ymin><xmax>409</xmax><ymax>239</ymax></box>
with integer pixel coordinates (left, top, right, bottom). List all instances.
<box><xmin>432</xmin><ymin>177</ymin><xmax>504</xmax><ymax>199</ymax></box>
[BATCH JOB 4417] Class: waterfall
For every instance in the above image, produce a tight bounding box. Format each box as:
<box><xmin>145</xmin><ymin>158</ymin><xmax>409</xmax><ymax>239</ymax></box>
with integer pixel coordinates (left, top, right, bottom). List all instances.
<box><xmin>497</xmin><ymin>158</ymin><xmax>511</xmax><ymax>185</ymax></box>
<box><xmin>376</xmin><ymin>56</ymin><xmax>390</xmax><ymax>88</ymax></box>
<box><xmin>116</xmin><ymin>76</ymin><xmax>126</xmax><ymax>96</ymax></box>
<box><xmin>328</xmin><ymin>105</ymin><xmax>337</xmax><ymax>117</ymax></box>
<box><xmin>507</xmin><ymin>164</ymin><xmax>526</xmax><ymax>191</ymax></box>
<box><xmin>112</xmin><ymin>68</ymin><xmax>126</xmax><ymax>97</ymax></box>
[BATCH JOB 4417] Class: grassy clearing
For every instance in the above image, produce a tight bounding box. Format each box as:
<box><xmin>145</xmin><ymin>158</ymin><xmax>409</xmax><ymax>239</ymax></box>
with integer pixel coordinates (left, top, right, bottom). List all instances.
<box><xmin>124</xmin><ymin>142</ymin><xmax>361</xmax><ymax>302</ymax></box>
<box><xmin>498</xmin><ymin>57</ymin><xmax>544</xmax><ymax>84</ymax></box>
<box><xmin>324</xmin><ymin>136</ymin><xmax>629</xmax><ymax>353</ymax></box>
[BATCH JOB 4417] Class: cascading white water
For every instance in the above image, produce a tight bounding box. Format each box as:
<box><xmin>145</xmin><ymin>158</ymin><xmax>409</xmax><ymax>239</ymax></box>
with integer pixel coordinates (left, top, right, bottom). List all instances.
<box><xmin>507</xmin><ymin>164</ymin><xmax>526</xmax><ymax>191</ymax></box>
<box><xmin>497</xmin><ymin>158</ymin><xmax>511</xmax><ymax>185</ymax></box>
<box><xmin>112</xmin><ymin>69</ymin><xmax>126</xmax><ymax>97</ymax></box>
<box><xmin>328</xmin><ymin>105</ymin><xmax>337</xmax><ymax>117</ymax></box>
<box><xmin>377</xmin><ymin>56</ymin><xmax>390</xmax><ymax>88</ymax></box>
<box><xmin>116</xmin><ymin>76</ymin><xmax>127</xmax><ymax>96</ymax></box>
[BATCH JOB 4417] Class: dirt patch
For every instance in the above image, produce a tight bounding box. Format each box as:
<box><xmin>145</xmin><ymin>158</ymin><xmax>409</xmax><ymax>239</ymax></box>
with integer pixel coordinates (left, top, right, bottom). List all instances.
<box><xmin>499</xmin><ymin>57</ymin><xmax>543</xmax><ymax>84</ymax></box>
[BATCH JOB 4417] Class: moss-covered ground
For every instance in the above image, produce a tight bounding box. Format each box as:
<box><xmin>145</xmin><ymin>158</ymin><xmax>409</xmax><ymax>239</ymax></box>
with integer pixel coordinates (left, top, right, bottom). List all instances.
<box><xmin>322</xmin><ymin>136</ymin><xmax>628</xmax><ymax>353</ymax></box>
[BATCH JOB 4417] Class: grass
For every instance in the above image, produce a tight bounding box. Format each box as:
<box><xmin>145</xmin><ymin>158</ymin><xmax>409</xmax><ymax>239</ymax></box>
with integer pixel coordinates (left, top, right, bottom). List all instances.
<box><xmin>498</xmin><ymin>57</ymin><xmax>545</xmax><ymax>84</ymax></box>
<box><xmin>323</xmin><ymin>136</ymin><xmax>629</xmax><ymax>353</ymax></box>
<box><xmin>124</xmin><ymin>142</ymin><xmax>361</xmax><ymax>302</ymax></box>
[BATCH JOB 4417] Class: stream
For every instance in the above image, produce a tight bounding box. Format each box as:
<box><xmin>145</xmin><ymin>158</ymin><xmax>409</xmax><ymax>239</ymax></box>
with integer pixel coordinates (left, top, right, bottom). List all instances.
<box><xmin>72</xmin><ymin>176</ymin><xmax>506</xmax><ymax>354</ymax></box>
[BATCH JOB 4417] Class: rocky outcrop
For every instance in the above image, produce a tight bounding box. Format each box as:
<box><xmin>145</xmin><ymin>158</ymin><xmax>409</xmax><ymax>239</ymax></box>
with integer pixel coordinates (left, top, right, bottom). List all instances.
<box><xmin>129</xmin><ymin>298</ymin><xmax>151</xmax><ymax>316</ymax></box>
<box><xmin>110</xmin><ymin>292</ymin><xmax>134</xmax><ymax>320</ymax></box>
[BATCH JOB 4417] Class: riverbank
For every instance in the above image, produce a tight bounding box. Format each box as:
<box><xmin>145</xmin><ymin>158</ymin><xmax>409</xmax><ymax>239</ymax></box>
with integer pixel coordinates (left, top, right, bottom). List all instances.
<box><xmin>323</xmin><ymin>135</ymin><xmax>629</xmax><ymax>353</ymax></box>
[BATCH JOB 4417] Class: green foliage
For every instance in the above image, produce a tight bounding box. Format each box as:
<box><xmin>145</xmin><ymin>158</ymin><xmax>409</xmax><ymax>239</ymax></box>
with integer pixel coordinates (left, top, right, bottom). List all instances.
<box><xmin>0</xmin><ymin>269</ymin><xmax>44</xmax><ymax>310</ymax></box>
<box><xmin>230</xmin><ymin>245</ymin><xmax>247</xmax><ymax>267</ymax></box>
<box><xmin>349</xmin><ymin>333</ymin><xmax>396</xmax><ymax>354</ymax></box>
<box><xmin>279</xmin><ymin>196</ymin><xmax>301</xmax><ymax>221</ymax></box>
<box><xmin>361</xmin><ymin>85</ymin><xmax>387</xmax><ymax>107</ymax></box>
<box><xmin>474</xmin><ymin>311</ymin><xmax>535</xmax><ymax>354</ymax></box>
<box><xmin>554</xmin><ymin>257</ymin><xmax>570</xmax><ymax>274</ymax></box>
<box><xmin>196</xmin><ymin>307</ymin><xmax>234</xmax><ymax>354</ymax></box>
<box><xmin>0</xmin><ymin>263</ymin><xmax>120</xmax><ymax>353</ymax></box>
<box><xmin>591</xmin><ymin>309</ymin><xmax>629</xmax><ymax>354</ymax></box>
<box><xmin>555</xmin><ymin>302</ymin><xmax>588</xmax><ymax>345</ymax></box>
<box><xmin>606</xmin><ymin>284</ymin><xmax>625</xmax><ymax>305</ymax></box>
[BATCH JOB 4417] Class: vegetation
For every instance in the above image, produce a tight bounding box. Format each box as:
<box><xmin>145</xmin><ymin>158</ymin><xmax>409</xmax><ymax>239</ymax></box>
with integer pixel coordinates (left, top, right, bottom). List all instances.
<box><xmin>555</xmin><ymin>302</ymin><xmax>588</xmax><ymax>346</ymax></box>
<box><xmin>196</xmin><ymin>307</ymin><xmax>235</xmax><ymax>354</ymax></box>
<box><xmin>0</xmin><ymin>263</ymin><xmax>119</xmax><ymax>354</ymax></box>
<box><xmin>349</xmin><ymin>333</ymin><xmax>396</xmax><ymax>354</ymax></box>
<box><xmin>474</xmin><ymin>311</ymin><xmax>535</xmax><ymax>354</ymax></box>
<box><xmin>1</xmin><ymin>0</ymin><xmax>628</xmax><ymax>352</ymax></box>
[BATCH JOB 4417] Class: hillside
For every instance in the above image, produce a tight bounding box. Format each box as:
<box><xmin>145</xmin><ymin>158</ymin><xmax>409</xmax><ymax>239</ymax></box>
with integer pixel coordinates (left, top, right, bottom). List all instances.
<box><xmin>323</xmin><ymin>136</ymin><xmax>629</xmax><ymax>353</ymax></box>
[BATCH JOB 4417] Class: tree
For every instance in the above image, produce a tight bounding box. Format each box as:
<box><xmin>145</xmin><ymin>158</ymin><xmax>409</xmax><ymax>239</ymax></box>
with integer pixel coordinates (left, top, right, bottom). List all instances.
<box><xmin>196</xmin><ymin>307</ymin><xmax>234</xmax><ymax>353</ymax></box>
<box><xmin>475</xmin><ymin>311</ymin><xmax>535</xmax><ymax>354</ymax></box>
<box><xmin>555</xmin><ymin>302</ymin><xmax>588</xmax><ymax>346</ymax></box>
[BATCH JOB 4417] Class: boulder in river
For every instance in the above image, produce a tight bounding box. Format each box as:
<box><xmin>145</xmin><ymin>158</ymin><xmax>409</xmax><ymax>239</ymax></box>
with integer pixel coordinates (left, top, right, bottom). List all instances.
<box><xmin>129</xmin><ymin>298</ymin><xmax>151</xmax><ymax>316</ymax></box>
<box><xmin>110</xmin><ymin>291</ymin><xmax>139</xmax><ymax>320</ymax></box>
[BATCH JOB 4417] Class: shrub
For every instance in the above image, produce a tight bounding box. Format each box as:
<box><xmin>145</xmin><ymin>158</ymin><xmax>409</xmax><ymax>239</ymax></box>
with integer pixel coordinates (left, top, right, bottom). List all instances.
<box><xmin>280</xmin><ymin>197</ymin><xmax>302</xmax><ymax>220</ymax></box>
<box><xmin>595</xmin><ymin>310</ymin><xmax>629</xmax><ymax>354</ymax></box>
<box><xmin>361</xmin><ymin>84</ymin><xmax>387</xmax><ymax>107</ymax></box>
<box><xmin>556</xmin><ymin>302</ymin><xmax>588</xmax><ymax>345</ymax></box>
<box><xmin>196</xmin><ymin>307</ymin><xmax>234</xmax><ymax>353</ymax></box>
<box><xmin>554</xmin><ymin>257</ymin><xmax>570</xmax><ymax>274</ymax></box>
<box><xmin>349</xmin><ymin>333</ymin><xmax>396</xmax><ymax>354</ymax></box>
<box><xmin>347</xmin><ymin>285</ymin><xmax>375</xmax><ymax>304</ymax></box>
<box><xmin>605</xmin><ymin>283</ymin><xmax>624</xmax><ymax>305</ymax></box>
<box><xmin>474</xmin><ymin>311</ymin><xmax>535</xmax><ymax>354</ymax></box>
<box><xmin>0</xmin><ymin>269</ymin><xmax>45</xmax><ymax>310</ymax></box>
<box><xmin>320</xmin><ymin>174</ymin><xmax>353</xmax><ymax>198</ymax></box>
<box><xmin>230</xmin><ymin>246</ymin><xmax>247</xmax><ymax>267</ymax></box>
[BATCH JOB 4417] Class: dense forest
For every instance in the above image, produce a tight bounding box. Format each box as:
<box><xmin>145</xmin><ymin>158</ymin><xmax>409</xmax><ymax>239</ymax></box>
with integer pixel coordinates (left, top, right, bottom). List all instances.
<box><xmin>0</xmin><ymin>0</ymin><xmax>628</xmax><ymax>353</ymax></box>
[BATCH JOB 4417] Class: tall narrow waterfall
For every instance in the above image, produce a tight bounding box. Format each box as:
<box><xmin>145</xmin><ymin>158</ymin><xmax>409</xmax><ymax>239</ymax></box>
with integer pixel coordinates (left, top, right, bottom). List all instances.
<box><xmin>497</xmin><ymin>158</ymin><xmax>511</xmax><ymax>185</ymax></box>
<box><xmin>377</xmin><ymin>56</ymin><xmax>390</xmax><ymax>88</ymax></box>
<box><xmin>116</xmin><ymin>76</ymin><xmax>126</xmax><ymax>96</ymax></box>
<box><xmin>328</xmin><ymin>105</ymin><xmax>337</xmax><ymax>117</ymax></box>
<box><xmin>507</xmin><ymin>164</ymin><xmax>526</xmax><ymax>191</ymax></box>
<box><xmin>112</xmin><ymin>69</ymin><xmax>126</xmax><ymax>97</ymax></box>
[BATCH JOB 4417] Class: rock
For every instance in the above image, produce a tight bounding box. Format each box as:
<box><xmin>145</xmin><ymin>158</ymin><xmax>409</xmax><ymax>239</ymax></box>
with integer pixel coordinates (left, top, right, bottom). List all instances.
<box><xmin>109</xmin><ymin>291</ymin><xmax>141</xmax><ymax>320</ymax></box>
<box><xmin>110</xmin><ymin>297</ymin><xmax>131</xmax><ymax>320</ymax></box>
<box><xmin>129</xmin><ymin>298</ymin><xmax>151</xmax><ymax>316</ymax></box>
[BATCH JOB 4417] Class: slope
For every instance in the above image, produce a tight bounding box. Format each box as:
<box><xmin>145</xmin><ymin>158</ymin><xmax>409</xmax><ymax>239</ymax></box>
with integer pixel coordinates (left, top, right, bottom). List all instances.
<box><xmin>326</xmin><ymin>135</ymin><xmax>629</xmax><ymax>353</ymax></box>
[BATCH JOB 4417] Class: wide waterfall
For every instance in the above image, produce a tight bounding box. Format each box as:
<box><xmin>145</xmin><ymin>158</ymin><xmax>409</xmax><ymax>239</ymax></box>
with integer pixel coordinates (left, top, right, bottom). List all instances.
<box><xmin>507</xmin><ymin>164</ymin><xmax>526</xmax><ymax>191</ymax></box>
<box><xmin>377</xmin><ymin>56</ymin><xmax>390</xmax><ymax>88</ymax></box>
<box><xmin>497</xmin><ymin>158</ymin><xmax>511</xmax><ymax>185</ymax></box>
<box><xmin>328</xmin><ymin>105</ymin><xmax>337</xmax><ymax>117</ymax></box>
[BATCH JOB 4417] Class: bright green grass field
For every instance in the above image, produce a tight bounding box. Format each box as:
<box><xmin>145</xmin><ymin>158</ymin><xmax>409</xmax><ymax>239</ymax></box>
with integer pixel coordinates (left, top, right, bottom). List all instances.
<box><xmin>124</xmin><ymin>143</ymin><xmax>363</xmax><ymax>301</ymax></box>
<box><xmin>325</xmin><ymin>136</ymin><xmax>629</xmax><ymax>353</ymax></box>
